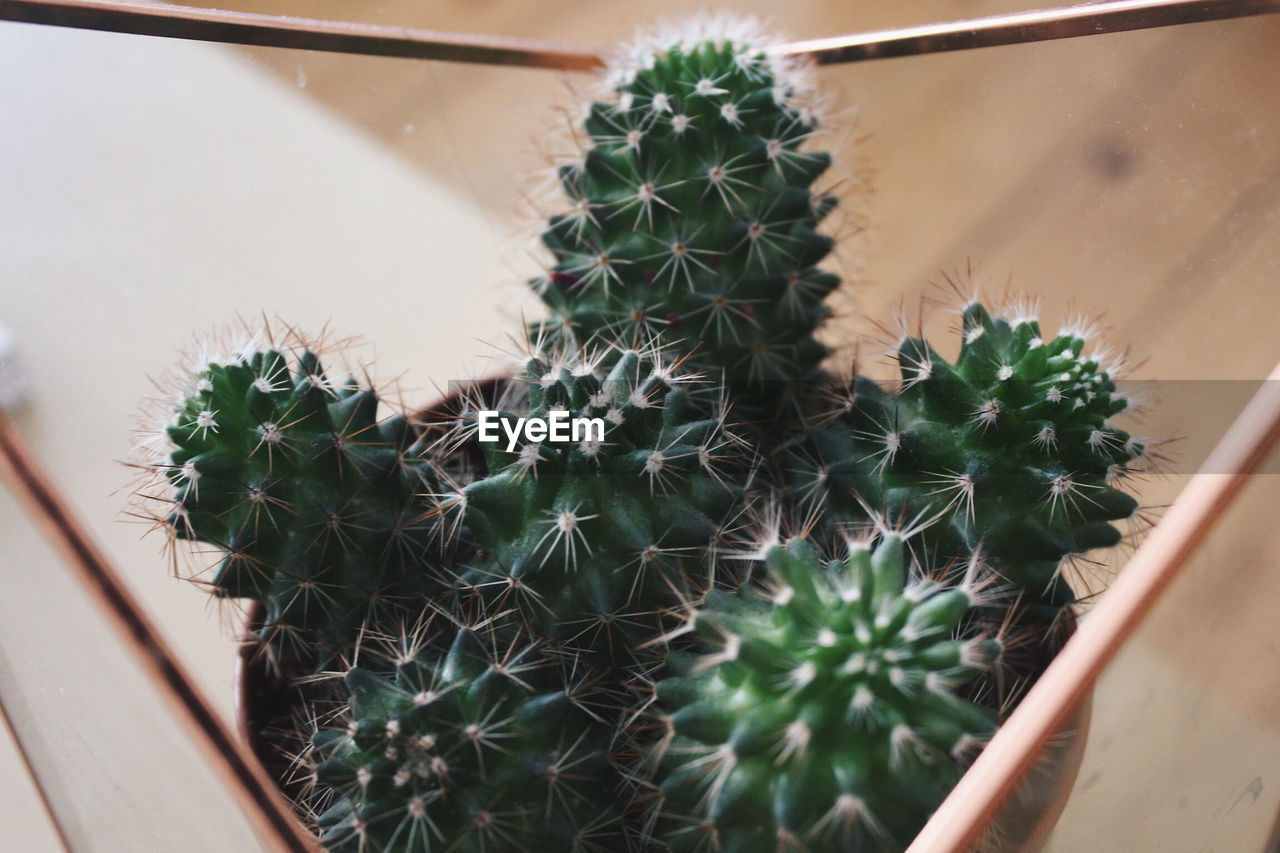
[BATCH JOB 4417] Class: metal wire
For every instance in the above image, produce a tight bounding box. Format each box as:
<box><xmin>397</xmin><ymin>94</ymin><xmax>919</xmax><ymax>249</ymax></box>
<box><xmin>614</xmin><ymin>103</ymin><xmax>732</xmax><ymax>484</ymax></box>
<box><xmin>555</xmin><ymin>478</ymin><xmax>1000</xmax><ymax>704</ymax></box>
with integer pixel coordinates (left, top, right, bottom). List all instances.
<box><xmin>0</xmin><ymin>0</ymin><xmax>606</xmax><ymax>69</ymax></box>
<box><xmin>773</xmin><ymin>0</ymin><xmax>1280</xmax><ymax>64</ymax></box>
<box><xmin>0</xmin><ymin>413</ymin><xmax>320</xmax><ymax>853</ymax></box>
<box><xmin>2</xmin><ymin>0</ymin><xmax>1279</xmax><ymax>69</ymax></box>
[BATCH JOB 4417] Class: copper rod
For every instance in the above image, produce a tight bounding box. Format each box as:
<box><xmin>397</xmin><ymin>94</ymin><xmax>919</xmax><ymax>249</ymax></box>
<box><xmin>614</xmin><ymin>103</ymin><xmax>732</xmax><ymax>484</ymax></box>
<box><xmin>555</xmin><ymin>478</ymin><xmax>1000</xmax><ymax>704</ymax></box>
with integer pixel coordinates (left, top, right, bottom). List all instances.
<box><xmin>0</xmin><ymin>0</ymin><xmax>605</xmax><ymax>69</ymax></box>
<box><xmin>0</xmin><ymin>678</ymin><xmax>74</xmax><ymax>853</ymax></box>
<box><xmin>774</xmin><ymin>0</ymin><xmax>1280</xmax><ymax>64</ymax></box>
<box><xmin>0</xmin><ymin>412</ymin><xmax>320</xmax><ymax>853</ymax></box>
<box><xmin>909</xmin><ymin>364</ymin><xmax>1280</xmax><ymax>852</ymax></box>
<box><xmin>3</xmin><ymin>0</ymin><xmax>1280</xmax><ymax>69</ymax></box>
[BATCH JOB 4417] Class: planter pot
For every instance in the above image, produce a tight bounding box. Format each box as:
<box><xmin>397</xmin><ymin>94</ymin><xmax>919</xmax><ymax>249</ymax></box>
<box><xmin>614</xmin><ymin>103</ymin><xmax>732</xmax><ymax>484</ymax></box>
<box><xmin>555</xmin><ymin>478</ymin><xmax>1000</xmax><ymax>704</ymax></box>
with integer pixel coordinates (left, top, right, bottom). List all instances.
<box><xmin>232</xmin><ymin>377</ymin><xmax>1090</xmax><ymax>850</ymax></box>
<box><xmin>972</xmin><ymin>610</ymin><xmax>1090</xmax><ymax>852</ymax></box>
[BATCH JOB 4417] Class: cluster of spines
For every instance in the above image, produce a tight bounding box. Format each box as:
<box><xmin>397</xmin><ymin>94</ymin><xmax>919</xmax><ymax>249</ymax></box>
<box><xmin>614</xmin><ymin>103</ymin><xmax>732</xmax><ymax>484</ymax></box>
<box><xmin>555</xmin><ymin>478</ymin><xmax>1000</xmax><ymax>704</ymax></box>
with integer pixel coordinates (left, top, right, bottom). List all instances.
<box><xmin>644</xmin><ymin>531</ymin><xmax>1001</xmax><ymax>851</ymax></box>
<box><xmin>530</xmin><ymin>20</ymin><xmax>843</xmax><ymax>420</ymax></box>
<box><xmin>788</xmin><ymin>301</ymin><xmax>1152</xmax><ymax>610</ymax></box>
<box><xmin>304</xmin><ymin>619</ymin><xmax>624</xmax><ymax>852</ymax></box>
<box><xmin>446</xmin><ymin>344</ymin><xmax>753</xmax><ymax>669</ymax></box>
<box><xmin>133</xmin><ymin>335</ymin><xmax>452</xmax><ymax>666</ymax></box>
<box><xmin>292</xmin><ymin>342</ymin><xmax>757</xmax><ymax>851</ymax></box>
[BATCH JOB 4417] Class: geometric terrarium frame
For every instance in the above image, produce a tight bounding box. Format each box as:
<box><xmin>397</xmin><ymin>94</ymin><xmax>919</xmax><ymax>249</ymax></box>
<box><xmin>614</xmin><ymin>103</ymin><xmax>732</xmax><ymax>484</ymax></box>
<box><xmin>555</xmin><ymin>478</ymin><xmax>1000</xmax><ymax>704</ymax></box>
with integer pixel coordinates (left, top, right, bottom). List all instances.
<box><xmin>1</xmin><ymin>1</ymin><xmax>1279</xmax><ymax>851</ymax></box>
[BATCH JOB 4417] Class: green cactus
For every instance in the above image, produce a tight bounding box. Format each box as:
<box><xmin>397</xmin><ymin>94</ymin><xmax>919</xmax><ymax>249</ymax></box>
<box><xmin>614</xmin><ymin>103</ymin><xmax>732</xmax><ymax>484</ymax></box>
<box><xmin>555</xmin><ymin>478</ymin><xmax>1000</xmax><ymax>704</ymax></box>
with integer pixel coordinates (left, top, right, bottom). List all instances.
<box><xmin>138</xmin><ymin>337</ymin><xmax>451</xmax><ymax>664</ymax></box>
<box><xmin>530</xmin><ymin>20</ymin><xmax>843</xmax><ymax>423</ymax></box>
<box><xmin>308</xmin><ymin>620</ymin><xmax>624</xmax><ymax>852</ymax></box>
<box><xmin>447</xmin><ymin>343</ymin><xmax>752</xmax><ymax>668</ymax></box>
<box><xmin>788</xmin><ymin>301</ymin><xmax>1148</xmax><ymax>611</ymax></box>
<box><xmin>646</xmin><ymin>532</ymin><xmax>1000</xmax><ymax>852</ymax></box>
<box><xmin>128</xmin><ymin>18</ymin><xmax>1163</xmax><ymax>853</ymax></box>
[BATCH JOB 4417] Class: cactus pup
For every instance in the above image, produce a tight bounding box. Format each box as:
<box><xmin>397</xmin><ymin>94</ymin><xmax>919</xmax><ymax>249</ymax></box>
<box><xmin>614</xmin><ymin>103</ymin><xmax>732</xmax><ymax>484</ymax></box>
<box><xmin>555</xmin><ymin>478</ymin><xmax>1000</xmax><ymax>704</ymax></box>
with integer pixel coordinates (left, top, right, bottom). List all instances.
<box><xmin>305</xmin><ymin>619</ymin><xmax>623</xmax><ymax>852</ymax></box>
<box><xmin>789</xmin><ymin>300</ymin><xmax>1153</xmax><ymax>617</ymax></box>
<box><xmin>132</xmin><ymin>329</ymin><xmax>457</xmax><ymax>669</ymax></box>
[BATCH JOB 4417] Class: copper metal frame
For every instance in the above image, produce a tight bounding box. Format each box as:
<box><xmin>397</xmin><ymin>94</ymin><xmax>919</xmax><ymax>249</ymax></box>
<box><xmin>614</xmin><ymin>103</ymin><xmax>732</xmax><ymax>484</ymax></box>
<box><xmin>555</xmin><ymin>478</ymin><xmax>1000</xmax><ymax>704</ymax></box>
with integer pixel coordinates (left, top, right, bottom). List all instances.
<box><xmin>0</xmin><ymin>413</ymin><xmax>320</xmax><ymax>853</ymax></box>
<box><xmin>2</xmin><ymin>0</ymin><xmax>1279</xmax><ymax>69</ymax></box>
<box><xmin>0</xmin><ymin>0</ymin><xmax>604</xmax><ymax>69</ymax></box>
<box><xmin>0</xmin><ymin>684</ymin><xmax>73</xmax><ymax>852</ymax></box>
<box><xmin>775</xmin><ymin>0</ymin><xmax>1280</xmax><ymax>64</ymax></box>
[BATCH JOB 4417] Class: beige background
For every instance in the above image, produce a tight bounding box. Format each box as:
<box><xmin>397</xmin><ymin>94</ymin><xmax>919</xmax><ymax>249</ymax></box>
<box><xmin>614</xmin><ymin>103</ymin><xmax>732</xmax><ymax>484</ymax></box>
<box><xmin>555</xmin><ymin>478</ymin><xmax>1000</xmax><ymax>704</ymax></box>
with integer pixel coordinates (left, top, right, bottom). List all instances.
<box><xmin>1</xmin><ymin>2</ymin><xmax>1278</xmax><ymax>850</ymax></box>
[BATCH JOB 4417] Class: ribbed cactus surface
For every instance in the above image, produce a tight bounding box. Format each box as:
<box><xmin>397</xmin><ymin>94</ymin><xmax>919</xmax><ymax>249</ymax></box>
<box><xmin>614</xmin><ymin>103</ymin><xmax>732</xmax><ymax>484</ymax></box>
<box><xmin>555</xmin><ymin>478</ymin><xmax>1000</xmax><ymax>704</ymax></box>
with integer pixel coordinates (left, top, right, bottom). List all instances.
<box><xmin>452</xmin><ymin>346</ymin><xmax>751</xmax><ymax>666</ymax></box>
<box><xmin>789</xmin><ymin>302</ymin><xmax>1146</xmax><ymax>609</ymax></box>
<box><xmin>143</xmin><ymin>343</ymin><xmax>448</xmax><ymax>662</ymax></box>
<box><xmin>531</xmin><ymin>23</ymin><xmax>842</xmax><ymax>420</ymax></box>
<box><xmin>310</xmin><ymin>624</ymin><xmax>623</xmax><ymax>852</ymax></box>
<box><xmin>649</xmin><ymin>534</ymin><xmax>1000</xmax><ymax>851</ymax></box>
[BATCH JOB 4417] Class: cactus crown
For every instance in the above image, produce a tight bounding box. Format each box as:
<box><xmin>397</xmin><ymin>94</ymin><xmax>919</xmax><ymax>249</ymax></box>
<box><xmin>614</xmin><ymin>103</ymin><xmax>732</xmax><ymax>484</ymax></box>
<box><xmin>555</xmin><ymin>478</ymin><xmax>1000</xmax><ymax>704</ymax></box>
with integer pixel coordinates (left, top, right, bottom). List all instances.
<box><xmin>649</xmin><ymin>533</ymin><xmax>1001</xmax><ymax>851</ymax></box>
<box><xmin>531</xmin><ymin>20</ymin><xmax>842</xmax><ymax>419</ymax></box>
<box><xmin>792</xmin><ymin>300</ymin><xmax>1148</xmax><ymax>609</ymax></box>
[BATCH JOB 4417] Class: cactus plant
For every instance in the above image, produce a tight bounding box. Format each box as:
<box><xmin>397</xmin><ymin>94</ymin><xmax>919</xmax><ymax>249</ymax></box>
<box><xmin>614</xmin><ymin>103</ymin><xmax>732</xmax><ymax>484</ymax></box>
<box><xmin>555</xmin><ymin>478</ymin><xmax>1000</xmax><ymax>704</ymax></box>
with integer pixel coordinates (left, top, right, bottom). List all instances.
<box><xmin>788</xmin><ymin>301</ymin><xmax>1150</xmax><ymax>613</ymax></box>
<box><xmin>134</xmin><ymin>334</ymin><xmax>454</xmax><ymax>666</ymax></box>
<box><xmin>128</xmin><ymin>18</ymin><xmax>1161</xmax><ymax>853</ymax></box>
<box><xmin>645</xmin><ymin>530</ymin><xmax>1002</xmax><ymax>852</ymax></box>
<box><xmin>529</xmin><ymin>18</ymin><xmax>845</xmax><ymax>424</ymax></box>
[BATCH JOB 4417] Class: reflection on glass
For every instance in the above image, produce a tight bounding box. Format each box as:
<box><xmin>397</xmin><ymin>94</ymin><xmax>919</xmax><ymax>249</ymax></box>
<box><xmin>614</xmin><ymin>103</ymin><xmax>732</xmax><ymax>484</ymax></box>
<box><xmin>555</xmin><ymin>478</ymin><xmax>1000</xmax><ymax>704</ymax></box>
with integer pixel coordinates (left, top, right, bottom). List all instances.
<box><xmin>1045</xmin><ymin>444</ymin><xmax>1280</xmax><ymax>850</ymax></box>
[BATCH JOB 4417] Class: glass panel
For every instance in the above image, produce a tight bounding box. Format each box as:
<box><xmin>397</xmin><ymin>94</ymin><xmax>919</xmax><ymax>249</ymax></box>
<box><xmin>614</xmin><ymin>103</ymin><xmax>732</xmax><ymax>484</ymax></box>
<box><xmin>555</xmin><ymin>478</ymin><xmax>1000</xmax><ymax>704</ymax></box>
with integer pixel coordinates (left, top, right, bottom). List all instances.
<box><xmin>1044</xmin><ymin>441</ymin><xmax>1280</xmax><ymax>850</ymax></box>
<box><xmin>0</xmin><ymin>482</ymin><xmax>274</xmax><ymax>852</ymax></box>
<box><xmin>0</xmin><ymin>7</ymin><xmax>512</xmax><ymax>723</ymax></box>
<box><xmin>0</xmin><ymin>718</ymin><xmax>63</xmax><ymax>852</ymax></box>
